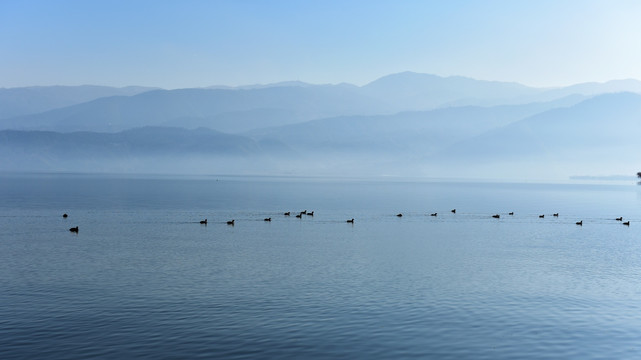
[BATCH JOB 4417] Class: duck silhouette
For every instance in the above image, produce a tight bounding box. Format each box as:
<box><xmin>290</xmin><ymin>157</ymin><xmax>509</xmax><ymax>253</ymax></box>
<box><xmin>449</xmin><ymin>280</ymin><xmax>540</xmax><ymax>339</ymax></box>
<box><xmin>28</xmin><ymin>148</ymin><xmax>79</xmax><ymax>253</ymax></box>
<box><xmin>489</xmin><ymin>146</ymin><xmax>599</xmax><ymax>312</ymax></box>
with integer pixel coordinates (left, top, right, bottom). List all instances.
<box><xmin>69</xmin><ymin>226</ymin><xmax>78</xmax><ymax>233</ymax></box>
<box><xmin>576</xmin><ymin>220</ymin><xmax>583</xmax><ymax>226</ymax></box>
<box><xmin>227</xmin><ymin>220</ymin><xmax>235</xmax><ymax>225</ymax></box>
<box><xmin>346</xmin><ymin>218</ymin><xmax>354</xmax><ymax>223</ymax></box>
<box><xmin>200</xmin><ymin>219</ymin><xmax>207</xmax><ymax>224</ymax></box>
<box><xmin>264</xmin><ymin>218</ymin><xmax>271</xmax><ymax>222</ymax></box>
<box><xmin>492</xmin><ymin>214</ymin><xmax>500</xmax><ymax>219</ymax></box>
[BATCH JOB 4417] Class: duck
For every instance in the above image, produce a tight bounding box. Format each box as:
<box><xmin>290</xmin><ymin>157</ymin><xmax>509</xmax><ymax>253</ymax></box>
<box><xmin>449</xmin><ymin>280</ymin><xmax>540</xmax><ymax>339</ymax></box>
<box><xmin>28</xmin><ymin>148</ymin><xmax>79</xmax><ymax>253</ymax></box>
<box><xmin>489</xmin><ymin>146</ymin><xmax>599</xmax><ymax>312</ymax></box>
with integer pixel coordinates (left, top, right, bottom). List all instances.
<box><xmin>264</xmin><ymin>218</ymin><xmax>271</xmax><ymax>222</ymax></box>
<box><xmin>539</xmin><ymin>215</ymin><xmax>545</xmax><ymax>218</ymax></box>
<box><xmin>451</xmin><ymin>209</ymin><xmax>456</xmax><ymax>214</ymax></box>
<box><xmin>346</xmin><ymin>218</ymin><xmax>354</xmax><ymax>223</ymax></box>
<box><xmin>616</xmin><ymin>217</ymin><xmax>623</xmax><ymax>221</ymax></box>
<box><xmin>306</xmin><ymin>211</ymin><xmax>314</xmax><ymax>216</ymax></box>
<box><xmin>576</xmin><ymin>220</ymin><xmax>583</xmax><ymax>226</ymax></box>
<box><xmin>284</xmin><ymin>212</ymin><xmax>291</xmax><ymax>216</ymax></box>
<box><xmin>69</xmin><ymin>226</ymin><xmax>78</xmax><ymax>233</ymax></box>
<box><xmin>492</xmin><ymin>214</ymin><xmax>500</xmax><ymax>219</ymax></box>
<box><xmin>301</xmin><ymin>210</ymin><xmax>307</xmax><ymax>215</ymax></box>
<box><xmin>508</xmin><ymin>212</ymin><xmax>514</xmax><ymax>215</ymax></box>
<box><xmin>623</xmin><ymin>221</ymin><xmax>630</xmax><ymax>226</ymax></box>
<box><xmin>396</xmin><ymin>213</ymin><xmax>403</xmax><ymax>217</ymax></box>
<box><xmin>227</xmin><ymin>220</ymin><xmax>235</xmax><ymax>225</ymax></box>
<box><xmin>62</xmin><ymin>213</ymin><xmax>68</xmax><ymax>218</ymax></box>
<box><xmin>430</xmin><ymin>213</ymin><xmax>437</xmax><ymax>216</ymax></box>
<box><xmin>200</xmin><ymin>219</ymin><xmax>207</xmax><ymax>224</ymax></box>
<box><xmin>553</xmin><ymin>213</ymin><xmax>559</xmax><ymax>217</ymax></box>
<box><xmin>296</xmin><ymin>213</ymin><xmax>302</xmax><ymax>218</ymax></box>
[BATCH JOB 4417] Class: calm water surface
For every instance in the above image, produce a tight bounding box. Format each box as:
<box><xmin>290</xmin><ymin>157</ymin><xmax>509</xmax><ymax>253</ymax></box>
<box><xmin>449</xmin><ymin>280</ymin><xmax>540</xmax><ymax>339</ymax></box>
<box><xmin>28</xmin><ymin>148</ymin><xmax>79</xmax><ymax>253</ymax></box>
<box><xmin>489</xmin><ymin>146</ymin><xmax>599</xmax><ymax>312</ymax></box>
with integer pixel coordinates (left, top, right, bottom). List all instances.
<box><xmin>2</xmin><ymin>174</ymin><xmax>641</xmax><ymax>359</ymax></box>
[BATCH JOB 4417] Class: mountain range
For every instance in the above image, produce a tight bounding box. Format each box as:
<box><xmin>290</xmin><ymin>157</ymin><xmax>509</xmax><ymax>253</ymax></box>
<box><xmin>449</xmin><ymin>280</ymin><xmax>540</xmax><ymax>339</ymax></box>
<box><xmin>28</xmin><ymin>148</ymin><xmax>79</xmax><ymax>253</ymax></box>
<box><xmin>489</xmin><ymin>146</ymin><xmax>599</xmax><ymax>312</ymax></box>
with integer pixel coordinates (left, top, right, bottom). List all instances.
<box><xmin>1</xmin><ymin>72</ymin><xmax>640</xmax><ymax>179</ymax></box>
<box><xmin>0</xmin><ymin>85</ymin><xmax>157</xmax><ymax>120</ymax></box>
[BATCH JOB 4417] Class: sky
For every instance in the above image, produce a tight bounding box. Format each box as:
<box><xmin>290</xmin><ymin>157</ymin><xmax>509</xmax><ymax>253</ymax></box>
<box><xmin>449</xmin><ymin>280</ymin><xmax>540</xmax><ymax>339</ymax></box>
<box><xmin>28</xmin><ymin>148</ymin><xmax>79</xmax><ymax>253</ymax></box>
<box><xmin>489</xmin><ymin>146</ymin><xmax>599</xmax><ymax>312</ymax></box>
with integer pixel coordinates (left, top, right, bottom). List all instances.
<box><xmin>2</xmin><ymin>0</ymin><xmax>641</xmax><ymax>89</ymax></box>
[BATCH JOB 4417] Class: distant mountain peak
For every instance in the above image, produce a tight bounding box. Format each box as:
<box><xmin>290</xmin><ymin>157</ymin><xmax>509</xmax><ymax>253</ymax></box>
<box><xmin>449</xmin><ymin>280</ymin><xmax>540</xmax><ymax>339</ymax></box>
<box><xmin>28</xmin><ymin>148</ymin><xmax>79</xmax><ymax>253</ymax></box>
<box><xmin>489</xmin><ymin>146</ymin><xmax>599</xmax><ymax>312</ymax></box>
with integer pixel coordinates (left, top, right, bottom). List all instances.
<box><xmin>360</xmin><ymin>71</ymin><xmax>541</xmax><ymax>110</ymax></box>
<box><xmin>364</xmin><ymin>71</ymin><xmax>531</xmax><ymax>88</ymax></box>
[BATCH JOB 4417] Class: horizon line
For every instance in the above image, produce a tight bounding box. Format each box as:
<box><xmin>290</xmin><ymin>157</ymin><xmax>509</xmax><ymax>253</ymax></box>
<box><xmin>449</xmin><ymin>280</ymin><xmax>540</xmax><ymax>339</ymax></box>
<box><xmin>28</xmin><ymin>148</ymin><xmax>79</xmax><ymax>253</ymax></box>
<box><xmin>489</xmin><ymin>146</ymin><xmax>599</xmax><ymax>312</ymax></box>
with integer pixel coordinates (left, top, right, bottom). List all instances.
<box><xmin>3</xmin><ymin>71</ymin><xmax>640</xmax><ymax>91</ymax></box>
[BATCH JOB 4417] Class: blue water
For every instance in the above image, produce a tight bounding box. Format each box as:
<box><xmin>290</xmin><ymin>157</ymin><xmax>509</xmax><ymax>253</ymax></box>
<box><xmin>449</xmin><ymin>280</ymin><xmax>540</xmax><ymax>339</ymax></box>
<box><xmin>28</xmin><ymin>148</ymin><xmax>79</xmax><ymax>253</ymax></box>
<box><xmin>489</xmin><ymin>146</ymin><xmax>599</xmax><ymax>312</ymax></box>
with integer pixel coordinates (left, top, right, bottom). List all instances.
<box><xmin>2</xmin><ymin>173</ymin><xmax>641</xmax><ymax>359</ymax></box>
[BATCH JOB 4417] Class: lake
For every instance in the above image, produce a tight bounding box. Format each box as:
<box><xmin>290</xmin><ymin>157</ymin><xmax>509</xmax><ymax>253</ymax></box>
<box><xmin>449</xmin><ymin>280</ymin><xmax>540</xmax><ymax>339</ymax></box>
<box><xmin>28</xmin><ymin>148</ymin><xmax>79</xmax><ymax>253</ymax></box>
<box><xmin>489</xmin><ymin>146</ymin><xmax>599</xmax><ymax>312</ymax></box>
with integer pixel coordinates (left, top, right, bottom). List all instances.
<box><xmin>2</xmin><ymin>173</ymin><xmax>641</xmax><ymax>359</ymax></box>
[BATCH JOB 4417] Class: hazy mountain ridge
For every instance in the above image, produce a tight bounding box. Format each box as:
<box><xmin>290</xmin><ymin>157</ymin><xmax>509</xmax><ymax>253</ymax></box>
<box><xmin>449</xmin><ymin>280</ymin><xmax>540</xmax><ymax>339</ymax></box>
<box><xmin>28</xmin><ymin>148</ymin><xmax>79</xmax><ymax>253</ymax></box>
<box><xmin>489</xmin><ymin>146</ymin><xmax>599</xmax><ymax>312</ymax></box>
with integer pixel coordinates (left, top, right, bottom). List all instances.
<box><xmin>0</xmin><ymin>126</ymin><xmax>299</xmax><ymax>173</ymax></box>
<box><xmin>439</xmin><ymin>92</ymin><xmax>641</xmax><ymax>159</ymax></box>
<box><xmin>0</xmin><ymin>86</ymin><xmax>393</xmax><ymax>133</ymax></box>
<box><xmin>0</xmin><ymin>85</ymin><xmax>157</xmax><ymax>120</ymax></box>
<box><xmin>245</xmin><ymin>95</ymin><xmax>587</xmax><ymax>156</ymax></box>
<box><xmin>361</xmin><ymin>71</ymin><xmax>544</xmax><ymax>109</ymax></box>
<box><xmin>426</xmin><ymin>92</ymin><xmax>641</xmax><ymax>178</ymax></box>
<box><xmin>2</xmin><ymin>73</ymin><xmax>641</xmax><ymax>179</ymax></box>
<box><xmin>0</xmin><ymin>126</ymin><xmax>282</xmax><ymax>156</ymax></box>
<box><xmin>206</xmin><ymin>81</ymin><xmax>357</xmax><ymax>90</ymax></box>
<box><xmin>3</xmin><ymin>72</ymin><xmax>640</xmax><ymax>134</ymax></box>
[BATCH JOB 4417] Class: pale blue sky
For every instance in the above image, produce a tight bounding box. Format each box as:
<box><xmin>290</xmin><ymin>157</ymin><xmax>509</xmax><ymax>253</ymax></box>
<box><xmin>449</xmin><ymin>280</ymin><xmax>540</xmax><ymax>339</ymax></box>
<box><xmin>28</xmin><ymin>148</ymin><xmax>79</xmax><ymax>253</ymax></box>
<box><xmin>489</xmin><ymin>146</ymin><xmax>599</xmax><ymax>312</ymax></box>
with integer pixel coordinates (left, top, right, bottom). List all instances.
<box><xmin>2</xmin><ymin>0</ymin><xmax>640</xmax><ymax>88</ymax></box>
